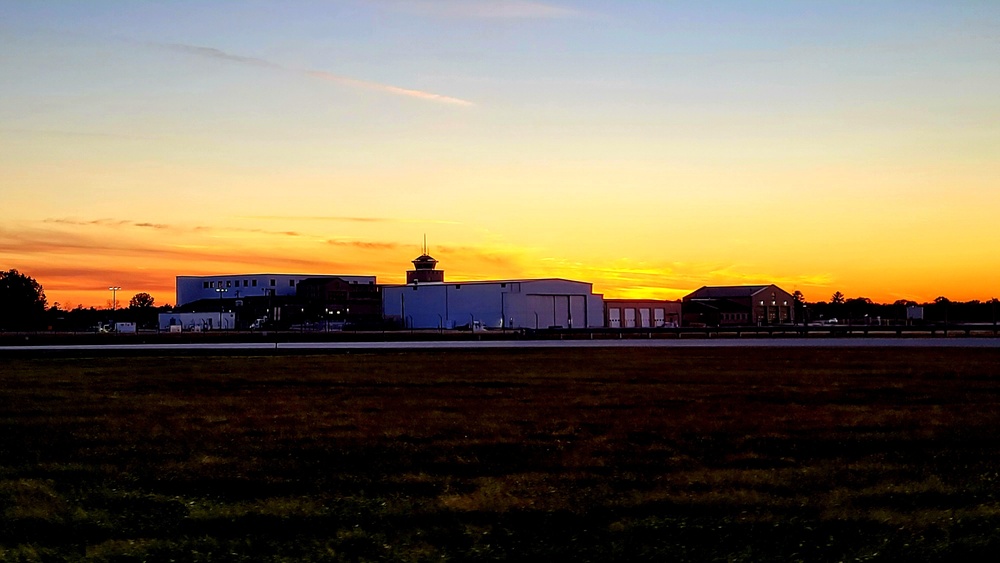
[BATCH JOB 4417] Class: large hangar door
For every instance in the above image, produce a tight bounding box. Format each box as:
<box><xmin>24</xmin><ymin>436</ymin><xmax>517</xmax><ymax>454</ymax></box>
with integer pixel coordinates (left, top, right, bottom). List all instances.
<box><xmin>569</xmin><ymin>295</ymin><xmax>586</xmax><ymax>328</ymax></box>
<box><xmin>526</xmin><ymin>295</ymin><xmax>560</xmax><ymax>328</ymax></box>
<box><xmin>526</xmin><ymin>295</ymin><xmax>583</xmax><ymax>328</ymax></box>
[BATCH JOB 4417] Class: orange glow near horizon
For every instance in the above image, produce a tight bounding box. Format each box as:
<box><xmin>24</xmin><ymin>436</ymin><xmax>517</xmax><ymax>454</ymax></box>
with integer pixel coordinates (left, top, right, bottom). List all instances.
<box><xmin>4</xmin><ymin>215</ymin><xmax>998</xmax><ymax>310</ymax></box>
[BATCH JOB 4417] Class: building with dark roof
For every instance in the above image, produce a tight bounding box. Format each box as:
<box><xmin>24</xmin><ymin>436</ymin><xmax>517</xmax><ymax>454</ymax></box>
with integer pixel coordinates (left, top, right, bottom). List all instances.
<box><xmin>682</xmin><ymin>284</ymin><xmax>795</xmax><ymax>326</ymax></box>
<box><xmin>295</xmin><ymin>277</ymin><xmax>383</xmax><ymax>325</ymax></box>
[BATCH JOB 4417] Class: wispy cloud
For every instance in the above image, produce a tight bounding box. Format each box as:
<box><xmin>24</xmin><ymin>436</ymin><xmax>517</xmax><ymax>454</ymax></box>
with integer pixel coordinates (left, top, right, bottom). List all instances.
<box><xmin>44</xmin><ymin>218</ymin><xmax>170</xmax><ymax>230</ymax></box>
<box><xmin>376</xmin><ymin>0</ymin><xmax>585</xmax><ymax>19</ymax></box>
<box><xmin>1</xmin><ymin>226</ymin><xmax>357</xmax><ymax>279</ymax></box>
<box><xmin>162</xmin><ymin>42</ymin><xmax>475</xmax><ymax>107</ymax></box>
<box><xmin>239</xmin><ymin>215</ymin><xmax>463</xmax><ymax>225</ymax></box>
<box><xmin>241</xmin><ymin>215</ymin><xmax>393</xmax><ymax>223</ymax></box>
<box><xmin>45</xmin><ymin>217</ymin><xmax>307</xmax><ymax>238</ymax></box>
<box><xmin>164</xmin><ymin>44</ymin><xmax>281</xmax><ymax>69</ymax></box>
<box><xmin>327</xmin><ymin>240</ymin><xmax>400</xmax><ymax>251</ymax></box>
<box><xmin>305</xmin><ymin>70</ymin><xmax>475</xmax><ymax>107</ymax></box>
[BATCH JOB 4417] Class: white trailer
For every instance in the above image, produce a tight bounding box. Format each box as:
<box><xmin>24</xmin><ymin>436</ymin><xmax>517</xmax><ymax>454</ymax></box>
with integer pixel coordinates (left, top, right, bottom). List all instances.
<box><xmin>158</xmin><ymin>312</ymin><xmax>236</xmax><ymax>331</ymax></box>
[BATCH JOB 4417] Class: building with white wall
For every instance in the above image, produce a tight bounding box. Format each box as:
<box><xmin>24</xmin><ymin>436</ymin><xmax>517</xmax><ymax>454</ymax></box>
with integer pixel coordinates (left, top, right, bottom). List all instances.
<box><xmin>176</xmin><ymin>274</ymin><xmax>376</xmax><ymax>307</ymax></box>
<box><xmin>383</xmin><ymin>278</ymin><xmax>604</xmax><ymax>330</ymax></box>
<box><xmin>383</xmin><ymin>249</ymin><xmax>605</xmax><ymax>330</ymax></box>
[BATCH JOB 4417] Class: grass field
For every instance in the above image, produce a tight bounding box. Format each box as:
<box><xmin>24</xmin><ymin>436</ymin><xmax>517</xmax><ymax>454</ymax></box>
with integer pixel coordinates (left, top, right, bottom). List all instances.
<box><xmin>2</xmin><ymin>347</ymin><xmax>1000</xmax><ymax>561</ymax></box>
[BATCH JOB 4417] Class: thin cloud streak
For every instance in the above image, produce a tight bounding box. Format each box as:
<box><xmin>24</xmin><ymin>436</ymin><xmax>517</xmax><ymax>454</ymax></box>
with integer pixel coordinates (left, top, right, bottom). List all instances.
<box><xmin>46</xmin><ymin>217</ymin><xmax>304</xmax><ymax>238</ymax></box>
<box><xmin>164</xmin><ymin>44</ymin><xmax>281</xmax><ymax>69</ymax></box>
<box><xmin>327</xmin><ymin>240</ymin><xmax>400</xmax><ymax>251</ymax></box>
<box><xmin>162</xmin><ymin>42</ymin><xmax>475</xmax><ymax>107</ymax></box>
<box><xmin>242</xmin><ymin>215</ymin><xmax>392</xmax><ymax>223</ymax></box>
<box><xmin>306</xmin><ymin>71</ymin><xmax>475</xmax><ymax>107</ymax></box>
<box><xmin>44</xmin><ymin>218</ymin><xmax>159</xmax><ymax>228</ymax></box>
<box><xmin>240</xmin><ymin>215</ymin><xmax>463</xmax><ymax>225</ymax></box>
<box><xmin>377</xmin><ymin>0</ymin><xmax>585</xmax><ymax>20</ymax></box>
<box><xmin>1</xmin><ymin>227</ymin><xmax>357</xmax><ymax>280</ymax></box>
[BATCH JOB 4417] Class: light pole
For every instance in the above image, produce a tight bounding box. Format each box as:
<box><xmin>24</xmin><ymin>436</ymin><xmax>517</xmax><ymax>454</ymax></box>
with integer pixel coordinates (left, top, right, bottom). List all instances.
<box><xmin>501</xmin><ymin>291</ymin><xmax>505</xmax><ymax>333</ymax></box>
<box><xmin>109</xmin><ymin>286</ymin><xmax>121</xmax><ymax>330</ymax></box>
<box><xmin>215</xmin><ymin>288</ymin><xmax>227</xmax><ymax>330</ymax></box>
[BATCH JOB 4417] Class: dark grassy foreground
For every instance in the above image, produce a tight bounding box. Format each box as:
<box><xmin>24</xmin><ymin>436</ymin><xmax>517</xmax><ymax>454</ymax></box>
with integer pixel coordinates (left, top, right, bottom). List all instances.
<box><xmin>3</xmin><ymin>348</ymin><xmax>1000</xmax><ymax>562</ymax></box>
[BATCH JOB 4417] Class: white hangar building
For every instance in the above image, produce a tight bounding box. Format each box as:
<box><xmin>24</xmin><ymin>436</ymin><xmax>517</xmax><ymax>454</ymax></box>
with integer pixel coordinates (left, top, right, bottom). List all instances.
<box><xmin>381</xmin><ymin>251</ymin><xmax>604</xmax><ymax>329</ymax></box>
<box><xmin>175</xmin><ymin>273</ymin><xmax>376</xmax><ymax>307</ymax></box>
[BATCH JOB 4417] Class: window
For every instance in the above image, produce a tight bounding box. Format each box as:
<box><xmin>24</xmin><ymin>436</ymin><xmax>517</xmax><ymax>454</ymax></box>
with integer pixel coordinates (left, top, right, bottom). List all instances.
<box><xmin>209</xmin><ymin>281</ymin><xmax>215</xmax><ymax>288</ymax></box>
<box><xmin>226</xmin><ymin>281</ymin><xmax>232</xmax><ymax>288</ymax></box>
<box><xmin>289</xmin><ymin>280</ymin><xmax>295</xmax><ymax>287</ymax></box>
<box><xmin>500</xmin><ymin>283</ymin><xmax>506</xmax><ymax>288</ymax></box>
<box><xmin>244</xmin><ymin>280</ymin><xmax>249</xmax><ymax>287</ymax></box>
<box><xmin>455</xmin><ymin>285</ymin><xmax>461</xmax><ymax>290</ymax></box>
<box><xmin>252</xmin><ymin>279</ymin><xmax>258</xmax><ymax>287</ymax></box>
<box><xmin>270</xmin><ymin>279</ymin><xmax>276</xmax><ymax>286</ymax></box>
<box><xmin>203</xmin><ymin>282</ymin><xmax>209</xmax><ymax>289</ymax></box>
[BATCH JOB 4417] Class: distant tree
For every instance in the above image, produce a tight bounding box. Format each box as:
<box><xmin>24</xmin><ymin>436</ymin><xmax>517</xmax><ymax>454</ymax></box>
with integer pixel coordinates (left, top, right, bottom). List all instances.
<box><xmin>0</xmin><ymin>269</ymin><xmax>48</xmax><ymax>330</ymax></box>
<box><xmin>893</xmin><ymin>299</ymin><xmax>917</xmax><ymax>307</ymax></box>
<box><xmin>831</xmin><ymin>291</ymin><xmax>845</xmax><ymax>305</ymax></box>
<box><xmin>129</xmin><ymin>292</ymin><xmax>155</xmax><ymax>309</ymax></box>
<box><xmin>792</xmin><ymin>290</ymin><xmax>805</xmax><ymax>304</ymax></box>
<box><xmin>934</xmin><ymin>296</ymin><xmax>951</xmax><ymax>305</ymax></box>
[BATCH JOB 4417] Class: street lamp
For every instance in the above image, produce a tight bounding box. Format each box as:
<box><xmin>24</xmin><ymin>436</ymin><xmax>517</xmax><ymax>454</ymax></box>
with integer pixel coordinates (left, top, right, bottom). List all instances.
<box><xmin>215</xmin><ymin>288</ymin><xmax>227</xmax><ymax>330</ymax></box>
<box><xmin>109</xmin><ymin>286</ymin><xmax>121</xmax><ymax>330</ymax></box>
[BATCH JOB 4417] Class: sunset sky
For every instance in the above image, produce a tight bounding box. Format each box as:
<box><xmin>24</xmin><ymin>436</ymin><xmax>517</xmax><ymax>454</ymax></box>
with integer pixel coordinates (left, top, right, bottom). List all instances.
<box><xmin>2</xmin><ymin>0</ymin><xmax>998</xmax><ymax>308</ymax></box>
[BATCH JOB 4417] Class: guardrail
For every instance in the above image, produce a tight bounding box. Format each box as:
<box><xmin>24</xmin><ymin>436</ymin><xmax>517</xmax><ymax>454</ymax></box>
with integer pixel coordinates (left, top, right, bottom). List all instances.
<box><xmin>529</xmin><ymin>323</ymin><xmax>1000</xmax><ymax>339</ymax></box>
<box><xmin>1</xmin><ymin>323</ymin><xmax>998</xmax><ymax>346</ymax></box>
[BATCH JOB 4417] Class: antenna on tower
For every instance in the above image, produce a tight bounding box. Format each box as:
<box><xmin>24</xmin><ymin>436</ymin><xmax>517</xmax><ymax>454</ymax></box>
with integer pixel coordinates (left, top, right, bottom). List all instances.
<box><xmin>423</xmin><ymin>234</ymin><xmax>427</xmax><ymax>255</ymax></box>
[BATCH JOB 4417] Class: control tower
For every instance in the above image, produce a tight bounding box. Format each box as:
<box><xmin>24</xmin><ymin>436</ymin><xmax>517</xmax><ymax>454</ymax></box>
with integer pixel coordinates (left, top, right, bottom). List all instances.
<box><xmin>406</xmin><ymin>237</ymin><xmax>444</xmax><ymax>284</ymax></box>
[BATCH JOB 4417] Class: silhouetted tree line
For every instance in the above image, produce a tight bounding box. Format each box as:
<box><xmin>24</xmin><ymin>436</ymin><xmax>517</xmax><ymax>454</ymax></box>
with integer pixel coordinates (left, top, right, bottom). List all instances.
<box><xmin>0</xmin><ymin>269</ymin><xmax>47</xmax><ymax>330</ymax></box>
<box><xmin>802</xmin><ymin>292</ymin><xmax>1000</xmax><ymax>325</ymax></box>
<box><xmin>0</xmin><ymin>269</ymin><xmax>171</xmax><ymax>332</ymax></box>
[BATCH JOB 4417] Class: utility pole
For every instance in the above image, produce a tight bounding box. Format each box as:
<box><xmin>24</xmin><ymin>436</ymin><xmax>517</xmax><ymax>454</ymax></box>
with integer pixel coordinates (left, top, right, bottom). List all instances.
<box><xmin>108</xmin><ymin>286</ymin><xmax>121</xmax><ymax>331</ymax></box>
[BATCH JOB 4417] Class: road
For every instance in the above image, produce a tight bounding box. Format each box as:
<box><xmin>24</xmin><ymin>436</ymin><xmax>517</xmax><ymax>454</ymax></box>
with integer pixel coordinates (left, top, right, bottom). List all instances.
<box><xmin>2</xmin><ymin>337</ymin><xmax>1000</xmax><ymax>356</ymax></box>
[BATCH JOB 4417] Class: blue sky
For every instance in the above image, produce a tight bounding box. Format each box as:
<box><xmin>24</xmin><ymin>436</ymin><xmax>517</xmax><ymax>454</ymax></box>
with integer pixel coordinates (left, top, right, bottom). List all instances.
<box><xmin>2</xmin><ymin>1</ymin><xmax>998</xmax><ymax>306</ymax></box>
